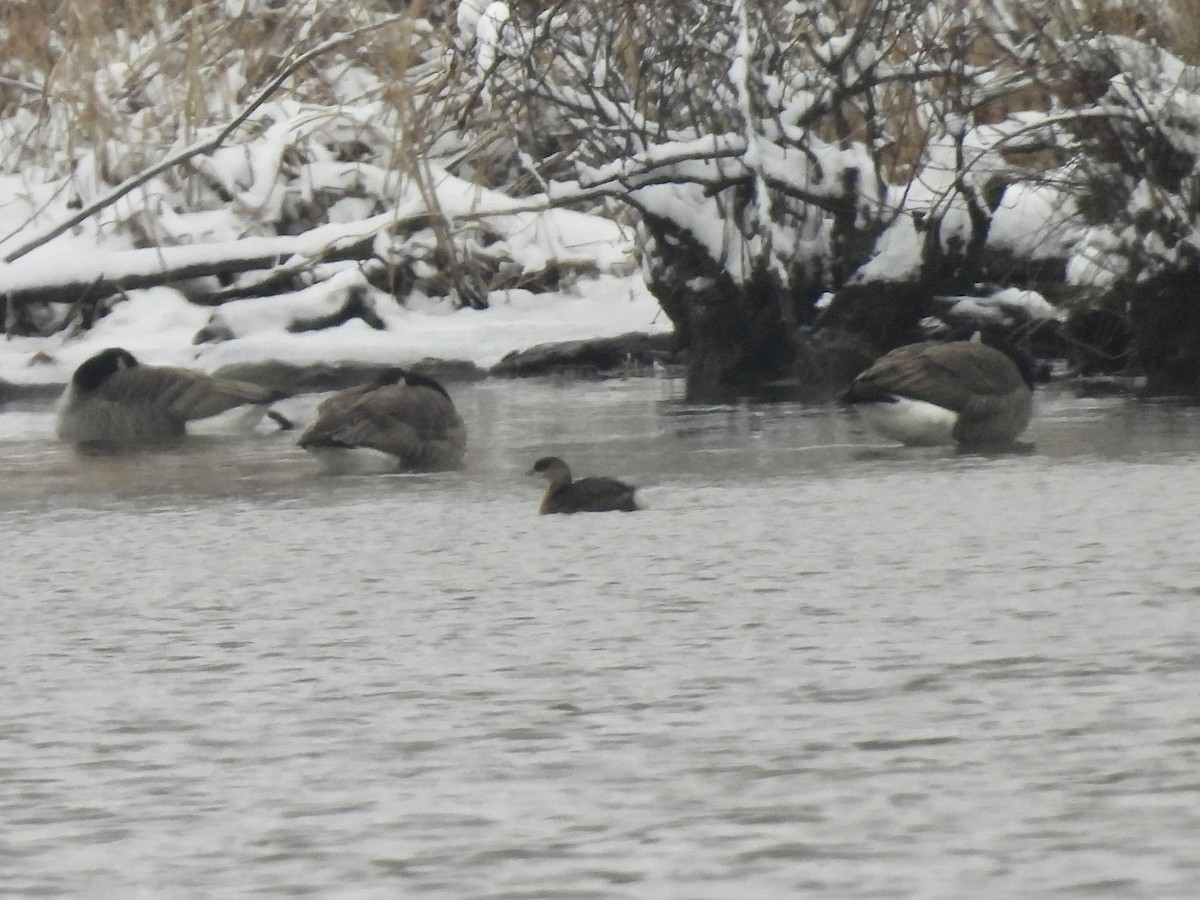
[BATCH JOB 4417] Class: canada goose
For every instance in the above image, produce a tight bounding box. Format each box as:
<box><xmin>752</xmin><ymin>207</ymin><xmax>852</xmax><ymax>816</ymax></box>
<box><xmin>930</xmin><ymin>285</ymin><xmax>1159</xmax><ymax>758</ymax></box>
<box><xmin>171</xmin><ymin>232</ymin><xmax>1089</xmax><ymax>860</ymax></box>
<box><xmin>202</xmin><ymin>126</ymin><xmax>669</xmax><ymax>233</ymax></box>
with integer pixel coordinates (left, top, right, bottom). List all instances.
<box><xmin>298</xmin><ymin>367</ymin><xmax>467</xmax><ymax>473</ymax></box>
<box><xmin>56</xmin><ymin>347</ymin><xmax>292</xmax><ymax>447</ymax></box>
<box><xmin>528</xmin><ymin>456</ymin><xmax>639</xmax><ymax>514</ymax></box>
<box><xmin>842</xmin><ymin>337</ymin><xmax>1036</xmax><ymax>448</ymax></box>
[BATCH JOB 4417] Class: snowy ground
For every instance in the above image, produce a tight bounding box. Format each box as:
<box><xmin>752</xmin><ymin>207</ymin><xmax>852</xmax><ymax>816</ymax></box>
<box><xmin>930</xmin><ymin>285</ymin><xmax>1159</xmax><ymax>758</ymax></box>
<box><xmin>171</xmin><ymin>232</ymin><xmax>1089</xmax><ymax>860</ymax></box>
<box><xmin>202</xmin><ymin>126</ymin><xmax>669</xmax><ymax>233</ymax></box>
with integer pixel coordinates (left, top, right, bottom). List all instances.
<box><xmin>0</xmin><ymin>111</ymin><xmax>1065</xmax><ymax>395</ymax></box>
<box><xmin>0</xmin><ymin>272</ymin><xmax>671</xmax><ymax>390</ymax></box>
<box><xmin>0</xmin><ymin>158</ymin><xmax>672</xmax><ymax>391</ymax></box>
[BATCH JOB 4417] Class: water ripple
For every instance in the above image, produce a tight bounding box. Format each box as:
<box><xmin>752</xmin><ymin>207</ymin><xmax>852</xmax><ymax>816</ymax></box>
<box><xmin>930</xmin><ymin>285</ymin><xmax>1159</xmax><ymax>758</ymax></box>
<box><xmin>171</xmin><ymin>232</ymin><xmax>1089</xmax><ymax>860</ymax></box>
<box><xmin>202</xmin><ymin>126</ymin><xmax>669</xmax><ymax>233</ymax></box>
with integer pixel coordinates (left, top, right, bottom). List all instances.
<box><xmin>3</xmin><ymin>382</ymin><xmax>1200</xmax><ymax>897</ymax></box>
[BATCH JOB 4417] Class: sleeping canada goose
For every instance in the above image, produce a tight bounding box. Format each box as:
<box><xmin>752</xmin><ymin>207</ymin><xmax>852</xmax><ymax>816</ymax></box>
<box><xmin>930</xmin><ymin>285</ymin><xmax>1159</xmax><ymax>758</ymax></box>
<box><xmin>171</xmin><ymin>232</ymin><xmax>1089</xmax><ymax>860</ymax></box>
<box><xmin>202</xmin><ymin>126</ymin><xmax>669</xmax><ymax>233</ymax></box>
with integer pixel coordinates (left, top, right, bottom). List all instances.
<box><xmin>842</xmin><ymin>337</ymin><xmax>1036</xmax><ymax>448</ymax></box>
<box><xmin>297</xmin><ymin>367</ymin><xmax>467</xmax><ymax>473</ymax></box>
<box><xmin>528</xmin><ymin>456</ymin><xmax>639</xmax><ymax>514</ymax></box>
<box><xmin>56</xmin><ymin>347</ymin><xmax>292</xmax><ymax>447</ymax></box>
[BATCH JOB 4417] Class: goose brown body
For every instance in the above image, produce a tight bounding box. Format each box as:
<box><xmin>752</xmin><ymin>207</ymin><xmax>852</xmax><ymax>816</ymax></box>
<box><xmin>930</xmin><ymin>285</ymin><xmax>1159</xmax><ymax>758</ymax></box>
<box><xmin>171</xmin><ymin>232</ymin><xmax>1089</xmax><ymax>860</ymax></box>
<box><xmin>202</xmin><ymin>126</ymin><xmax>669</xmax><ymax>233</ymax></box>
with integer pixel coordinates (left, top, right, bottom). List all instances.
<box><xmin>528</xmin><ymin>456</ymin><xmax>638</xmax><ymax>514</ymax></box>
<box><xmin>298</xmin><ymin>368</ymin><xmax>466</xmax><ymax>472</ymax></box>
<box><xmin>56</xmin><ymin>347</ymin><xmax>288</xmax><ymax>446</ymax></box>
<box><xmin>843</xmin><ymin>339</ymin><xmax>1035</xmax><ymax>448</ymax></box>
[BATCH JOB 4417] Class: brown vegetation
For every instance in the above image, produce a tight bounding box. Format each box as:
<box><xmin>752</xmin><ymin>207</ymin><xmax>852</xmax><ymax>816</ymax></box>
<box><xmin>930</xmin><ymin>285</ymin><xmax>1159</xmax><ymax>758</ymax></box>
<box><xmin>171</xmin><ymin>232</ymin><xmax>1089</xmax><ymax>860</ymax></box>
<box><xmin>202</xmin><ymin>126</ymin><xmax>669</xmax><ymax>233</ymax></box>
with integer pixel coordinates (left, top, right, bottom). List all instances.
<box><xmin>4</xmin><ymin>1</ymin><xmax>1200</xmax><ymax>395</ymax></box>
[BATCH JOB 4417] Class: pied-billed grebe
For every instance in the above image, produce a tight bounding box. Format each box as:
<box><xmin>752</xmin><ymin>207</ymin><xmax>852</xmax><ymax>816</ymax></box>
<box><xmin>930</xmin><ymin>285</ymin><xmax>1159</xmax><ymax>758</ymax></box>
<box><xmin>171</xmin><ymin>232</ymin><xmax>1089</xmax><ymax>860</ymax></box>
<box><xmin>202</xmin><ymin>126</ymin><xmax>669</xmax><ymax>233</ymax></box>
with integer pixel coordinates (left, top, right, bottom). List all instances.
<box><xmin>56</xmin><ymin>347</ymin><xmax>292</xmax><ymax>447</ymax></box>
<box><xmin>528</xmin><ymin>456</ymin><xmax>639</xmax><ymax>514</ymax></box>
<box><xmin>842</xmin><ymin>336</ymin><xmax>1035</xmax><ymax>448</ymax></box>
<box><xmin>298</xmin><ymin>367</ymin><xmax>467</xmax><ymax>473</ymax></box>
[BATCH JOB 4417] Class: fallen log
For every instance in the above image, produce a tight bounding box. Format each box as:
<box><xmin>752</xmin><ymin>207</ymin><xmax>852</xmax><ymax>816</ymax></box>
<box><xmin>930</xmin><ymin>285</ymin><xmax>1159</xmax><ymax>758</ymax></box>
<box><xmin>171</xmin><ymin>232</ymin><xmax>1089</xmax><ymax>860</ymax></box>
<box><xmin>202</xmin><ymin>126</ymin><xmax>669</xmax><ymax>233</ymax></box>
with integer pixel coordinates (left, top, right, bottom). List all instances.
<box><xmin>0</xmin><ymin>225</ymin><xmax>382</xmax><ymax>308</ymax></box>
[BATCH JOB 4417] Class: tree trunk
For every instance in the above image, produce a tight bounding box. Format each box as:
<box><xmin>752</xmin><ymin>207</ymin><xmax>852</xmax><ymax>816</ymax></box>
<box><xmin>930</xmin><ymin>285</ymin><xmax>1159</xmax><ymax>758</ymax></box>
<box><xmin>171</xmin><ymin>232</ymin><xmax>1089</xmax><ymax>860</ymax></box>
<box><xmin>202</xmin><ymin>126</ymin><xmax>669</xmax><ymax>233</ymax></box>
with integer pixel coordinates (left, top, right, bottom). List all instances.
<box><xmin>1129</xmin><ymin>273</ymin><xmax>1200</xmax><ymax>395</ymax></box>
<box><xmin>641</xmin><ymin>214</ymin><xmax>800</xmax><ymax>402</ymax></box>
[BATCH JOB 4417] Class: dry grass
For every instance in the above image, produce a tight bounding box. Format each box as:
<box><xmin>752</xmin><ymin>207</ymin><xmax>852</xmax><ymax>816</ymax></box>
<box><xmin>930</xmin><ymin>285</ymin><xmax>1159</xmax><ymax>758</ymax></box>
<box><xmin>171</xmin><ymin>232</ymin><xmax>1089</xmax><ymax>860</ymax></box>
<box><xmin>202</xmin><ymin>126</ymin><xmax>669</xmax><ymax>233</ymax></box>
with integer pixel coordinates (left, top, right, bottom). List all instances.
<box><xmin>2</xmin><ymin>0</ymin><xmax>1196</xmax><ymax>200</ymax></box>
<box><xmin>0</xmin><ymin>1</ymin><xmax>450</xmax><ymax>180</ymax></box>
<box><xmin>1067</xmin><ymin>0</ymin><xmax>1200</xmax><ymax>62</ymax></box>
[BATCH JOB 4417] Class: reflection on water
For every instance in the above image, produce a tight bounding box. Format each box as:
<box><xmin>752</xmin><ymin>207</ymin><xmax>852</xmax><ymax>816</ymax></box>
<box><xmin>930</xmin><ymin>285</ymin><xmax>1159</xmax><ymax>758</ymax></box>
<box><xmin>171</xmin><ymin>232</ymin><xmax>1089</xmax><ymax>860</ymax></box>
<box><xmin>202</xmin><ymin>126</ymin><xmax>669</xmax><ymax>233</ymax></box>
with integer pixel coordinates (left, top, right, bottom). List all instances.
<box><xmin>2</xmin><ymin>378</ymin><xmax>1200</xmax><ymax>898</ymax></box>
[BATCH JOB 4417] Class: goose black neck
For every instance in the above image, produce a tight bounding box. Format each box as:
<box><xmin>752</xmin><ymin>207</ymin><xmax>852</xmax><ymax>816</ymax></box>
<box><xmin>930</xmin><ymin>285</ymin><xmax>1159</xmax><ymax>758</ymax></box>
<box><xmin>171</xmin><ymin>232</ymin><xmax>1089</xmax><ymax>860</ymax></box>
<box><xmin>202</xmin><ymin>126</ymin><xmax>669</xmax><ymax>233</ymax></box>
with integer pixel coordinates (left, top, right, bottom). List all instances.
<box><xmin>73</xmin><ymin>347</ymin><xmax>138</xmax><ymax>391</ymax></box>
<box><xmin>979</xmin><ymin>332</ymin><xmax>1038</xmax><ymax>390</ymax></box>
<box><xmin>402</xmin><ymin>370</ymin><xmax>451</xmax><ymax>399</ymax></box>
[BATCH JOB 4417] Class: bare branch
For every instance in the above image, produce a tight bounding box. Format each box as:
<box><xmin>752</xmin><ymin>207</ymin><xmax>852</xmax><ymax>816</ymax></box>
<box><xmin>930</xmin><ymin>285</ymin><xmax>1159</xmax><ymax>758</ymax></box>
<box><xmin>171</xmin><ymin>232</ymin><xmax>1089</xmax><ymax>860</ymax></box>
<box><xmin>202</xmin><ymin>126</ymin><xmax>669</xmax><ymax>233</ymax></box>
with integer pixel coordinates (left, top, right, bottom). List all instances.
<box><xmin>3</xmin><ymin>15</ymin><xmax>404</xmax><ymax>265</ymax></box>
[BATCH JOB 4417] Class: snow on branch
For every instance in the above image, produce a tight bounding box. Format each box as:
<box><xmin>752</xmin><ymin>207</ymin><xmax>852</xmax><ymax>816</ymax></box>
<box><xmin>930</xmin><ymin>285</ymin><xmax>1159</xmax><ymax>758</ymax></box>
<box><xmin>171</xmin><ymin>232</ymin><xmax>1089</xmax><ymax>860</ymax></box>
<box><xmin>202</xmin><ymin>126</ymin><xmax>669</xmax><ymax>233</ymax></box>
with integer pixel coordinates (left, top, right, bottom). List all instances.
<box><xmin>3</xmin><ymin>17</ymin><xmax>404</xmax><ymax>265</ymax></box>
<box><xmin>0</xmin><ymin>213</ymin><xmax>403</xmax><ymax>305</ymax></box>
<box><xmin>0</xmin><ymin>162</ymin><xmax>636</xmax><ymax>310</ymax></box>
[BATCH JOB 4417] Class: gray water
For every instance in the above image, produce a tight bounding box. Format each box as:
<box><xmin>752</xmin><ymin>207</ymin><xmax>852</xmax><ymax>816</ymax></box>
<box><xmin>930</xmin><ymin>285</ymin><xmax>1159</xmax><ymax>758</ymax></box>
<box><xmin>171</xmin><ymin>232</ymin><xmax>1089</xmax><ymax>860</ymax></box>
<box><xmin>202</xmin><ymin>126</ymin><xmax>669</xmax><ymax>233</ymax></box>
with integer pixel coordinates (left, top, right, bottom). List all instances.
<box><xmin>1</xmin><ymin>377</ymin><xmax>1198</xmax><ymax>898</ymax></box>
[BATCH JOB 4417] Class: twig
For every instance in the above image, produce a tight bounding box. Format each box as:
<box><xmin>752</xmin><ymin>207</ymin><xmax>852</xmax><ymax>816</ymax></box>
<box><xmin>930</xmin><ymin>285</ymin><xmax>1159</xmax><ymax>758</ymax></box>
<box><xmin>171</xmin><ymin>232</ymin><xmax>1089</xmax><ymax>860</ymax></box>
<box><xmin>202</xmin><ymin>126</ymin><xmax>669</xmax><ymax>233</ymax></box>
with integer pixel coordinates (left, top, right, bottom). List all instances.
<box><xmin>3</xmin><ymin>15</ymin><xmax>403</xmax><ymax>265</ymax></box>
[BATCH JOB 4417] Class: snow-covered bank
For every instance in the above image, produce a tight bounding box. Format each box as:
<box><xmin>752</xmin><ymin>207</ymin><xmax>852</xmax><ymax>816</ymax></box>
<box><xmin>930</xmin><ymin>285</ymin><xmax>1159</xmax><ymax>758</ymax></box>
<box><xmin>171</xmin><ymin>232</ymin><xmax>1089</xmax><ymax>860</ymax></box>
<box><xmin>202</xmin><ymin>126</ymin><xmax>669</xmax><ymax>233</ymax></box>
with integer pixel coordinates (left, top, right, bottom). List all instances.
<box><xmin>10</xmin><ymin>3</ymin><xmax>1193</xmax><ymax>404</ymax></box>
<box><xmin>0</xmin><ymin>96</ymin><xmax>673</xmax><ymax>395</ymax></box>
<box><xmin>0</xmin><ymin>272</ymin><xmax>671</xmax><ymax>392</ymax></box>
<box><xmin>0</xmin><ymin>155</ymin><xmax>671</xmax><ymax>393</ymax></box>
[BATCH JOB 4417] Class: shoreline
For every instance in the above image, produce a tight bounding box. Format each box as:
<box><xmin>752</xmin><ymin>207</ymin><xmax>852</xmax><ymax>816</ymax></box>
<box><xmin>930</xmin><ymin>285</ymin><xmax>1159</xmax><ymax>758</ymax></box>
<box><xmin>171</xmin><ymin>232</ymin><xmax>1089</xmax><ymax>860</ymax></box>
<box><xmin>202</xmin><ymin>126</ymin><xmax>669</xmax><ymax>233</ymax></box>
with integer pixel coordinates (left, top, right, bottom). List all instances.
<box><xmin>0</xmin><ymin>330</ymin><xmax>684</xmax><ymax>405</ymax></box>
